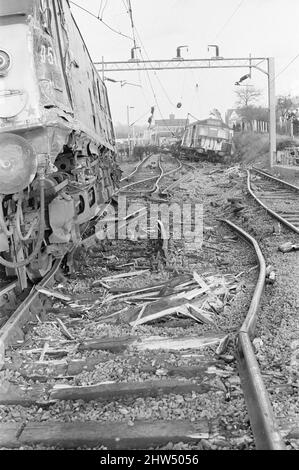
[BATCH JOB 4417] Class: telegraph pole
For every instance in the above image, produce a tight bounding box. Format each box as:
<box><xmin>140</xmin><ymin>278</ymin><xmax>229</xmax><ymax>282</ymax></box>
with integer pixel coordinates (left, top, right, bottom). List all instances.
<box><xmin>127</xmin><ymin>106</ymin><xmax>134</xmax><ymax>159</ymax></box>
<box><xmin>267</xmin><ymin>58</ymin><xmax>276</xmax><ymax>166</ymax></box>
<box><xmin>127</xmin><ymin>105</ymin><xmax>130</xmax><ymax>159</ymax></box>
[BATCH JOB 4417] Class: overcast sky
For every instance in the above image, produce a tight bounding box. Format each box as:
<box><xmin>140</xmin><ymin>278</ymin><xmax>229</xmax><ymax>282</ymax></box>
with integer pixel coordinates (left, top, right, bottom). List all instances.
<box><xmin>71</xmin><ymin>0</ymin><xmax>299</xmax><ymax>126</ymax></box>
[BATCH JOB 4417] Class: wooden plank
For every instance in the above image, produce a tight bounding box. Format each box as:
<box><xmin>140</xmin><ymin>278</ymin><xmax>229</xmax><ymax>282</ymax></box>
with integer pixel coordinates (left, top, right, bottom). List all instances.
<box><xmin>0</xmin><ymin>376</ymin><xmax>224</xmax><ymax>408</ymax></box>
<box><xmin>0</xmin><ymin>419</ymin><xmax>210</xmax><ymax>449</ymax></box>
<box><xmin>0</xmin><ymin>423</ymin><xmax>22</xmax><ymax>448</ymax></box>
<box><xmin>56</xmin><ymin>318</ymin><xmax>74</xmax><ymax>341</ymax></box>
<box><xmin>13</xmin><ymin>418</ymin><xmax>211</xmax><ymax>448</ymax></box>
<box><xmin>4</xmin><ymin>356</ymin><xmax>110</xmax><ymax>378</ymax></box>
<box><xmin>130</xmin><ymin>302</ymin><xmax>187</xmax><ymax>327</ymax></box>
<box><xmin>188</xmin><ymin>304</ymin><xmax>215</xmax><ymax>325</ymax></box>
<box><xmin>138</xmin><ymin>362</ymin><xmax>219</xmax><ymax>378</ymax></box>
<box><xmin>193</xmin><ymin>271</ymin><xmax>210</xmax><ymax>290</ymax></box>
<box><xmin>107</xmin><ymin>274</ymin><xmax>192</xmax><ymax>295</ymax></box>
<box><xmin>128</xmin><ymin>296</ymin><xmax>191</xmax><ymax>326</ymax></box>
<box><xmin>0</xmin><ymin>377</ymin><xmax>221</xmax><ymax>407</ymax></box>
<box><xmin>78</xmin><ymin>335</ymin><xmax>139</xmax><ymax>353</ymax></box>
<box><xmin>5</xmin><ymin>358</ymin><xmax>226</xmax><ymax>381</ymax></box>
<box><xmin>35</xmin><ymin>287</ymin><xmax>71</xmax><ymax>301</ymax></box>
<box><xmin>101</xmin><ymin>270</ymin><xmax>149</xmax><ymax>282</ymax></box>
<box><xmin>50</xmin><ymin>378</ymin><xmax>221</xmax><ymax>402</ymax></box>
<box><xmin>136</xmin><ymin>333</ymin><xmax>226</xmax><ymax>351</ymax></box>
<box><xmin>0</xmin><ymin>382</ymin><xmax>45</xmax><ymax>406</ymax></box>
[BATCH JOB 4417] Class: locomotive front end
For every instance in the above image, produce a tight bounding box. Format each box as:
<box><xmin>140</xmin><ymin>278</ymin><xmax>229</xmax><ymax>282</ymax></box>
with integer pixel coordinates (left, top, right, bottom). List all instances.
<box><xmin>0</xmin><ymin>1</ymin><xmax>47</xmax><ymax>284</ymax></box>
<box><xmin>0</xmin><ymin>0</ymin><xmax>40</xmax><ymax>195</ymax></box>
<box><xmin>0</xmin><ymin>0</ymin><xmax>119</xmax><ymax>286</ymax></box>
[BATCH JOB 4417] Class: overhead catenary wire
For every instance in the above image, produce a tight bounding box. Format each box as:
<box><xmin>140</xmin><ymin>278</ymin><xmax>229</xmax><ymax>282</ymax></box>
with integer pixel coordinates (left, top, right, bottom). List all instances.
<box><xmin>119</xmin><ymin>0</ymin><xmax>152</xmax><ymax>110</ymax></box>
<box><xmin>99</xmin><ymin>0</ymin><xmax>109</xmax><ymax>19</ymax></box>
<box><xmin>97</xmin><ymin>0</ymin><xmax>103</xmax><ymax>18</ymax></box>
<box><xmin>213</xmin><ymin>0</ymin><xmax>246</xmax><ymax>41</ymax></box>
<box><xmin>133</xmin><ymin>27</ymin><xmax>176</xmax><ymax>109</ymax></box>
<box><xmin>122</xmin><ymin>0</ymin><xmax>176</xmax><ymax>109</ymax></box>
<box><xmin>70</xmin><ymin>1</ymin><xmax>133</xmax><ymax>41</ymax></box>
<box><xmin>130</xmin><ymin>108</ymin><xmax>153</xmax><ymax>127</ymax></box>
<box><xmin>120</xmin><ymin>0</ymin><xmax>177</xmax><ymax>134</ymax></box>
<box><xmin>275</xmin><ymin>52</ymin><xmax>299</xmax><ymax>80</ymax></box>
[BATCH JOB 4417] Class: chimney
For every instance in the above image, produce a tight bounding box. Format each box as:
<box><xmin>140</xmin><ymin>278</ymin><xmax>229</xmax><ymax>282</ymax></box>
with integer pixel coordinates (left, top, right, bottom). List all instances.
<box><xmin>169</xmin><ymin>114</ymin><xmax>175</xmax><ymax>120</ymax></box>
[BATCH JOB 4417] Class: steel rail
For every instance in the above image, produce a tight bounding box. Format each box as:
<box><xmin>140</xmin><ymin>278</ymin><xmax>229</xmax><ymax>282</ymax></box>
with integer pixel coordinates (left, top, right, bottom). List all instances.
<box><xmin>154</xmin><ymin>155</ymin><xmax>183</xmax><ymax>194</ymax></box>
<box><xmin>118</xmin><ymin>154</ymin><xmax>162</xmax><ymax>193</ymax></box>
<box><xmin>251</xmin><ymin>167</ymin><xmax>299</xmax><ymax>192</ymax></box>
<box><xmin>222</xmin><ymin>219</ymin><xmax>285</xmax><ymax>450</ymax></box>
<box><xmin>119</xmin><ymin>154</ymin><xmax>182</xmax><ymax>195</ymax></box>
<box><xmin>119</xmin><ymin>153</ymin><xmax>154</xmax><ymax>183</ymax></box>
<box><xmin>248</xmin><ymin>169</ymin><xmax>299</xmax><ymax>234</ymax></box>
<box><xmin>118</xmin><ymin>172</ymin><xmax>160</xmax><ymax>193</ymax></box>
<box><xmin>0</xmin><ymin>281</ymin><xmax>18</xmax><ymax>299</ymax></box>
<box><xmin>0</xmin><ymin>258</ymin><xmax>63</xmax><ymax>369</ymax></box>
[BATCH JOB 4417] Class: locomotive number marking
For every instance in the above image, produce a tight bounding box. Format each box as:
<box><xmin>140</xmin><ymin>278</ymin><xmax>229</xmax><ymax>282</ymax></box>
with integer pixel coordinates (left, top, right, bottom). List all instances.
<box><xmin>40</xmin><ymin>45</ymin><xmax>57</xmax><ymax>66</ymax></box>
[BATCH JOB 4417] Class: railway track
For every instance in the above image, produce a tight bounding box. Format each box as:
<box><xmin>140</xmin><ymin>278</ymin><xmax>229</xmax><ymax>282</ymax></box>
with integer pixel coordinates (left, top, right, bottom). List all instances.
<box><xmin>248</xmin><ymin>168</ymin><xmax>299</xmax><ymax>233</ymax></box>
<box><xmin>0</xmin><ymin>219</ymin><xmax>287</xmax><ymax>450</ymax></box>
<box><xmin>0</xmin><ymin>259</ymin><xmax>62</xmax><ymax>370</ymax></box>
<box><xmin>118</xmin><ymin>153</ymin><xmax>185</xmax><ymax>196</ymax></box>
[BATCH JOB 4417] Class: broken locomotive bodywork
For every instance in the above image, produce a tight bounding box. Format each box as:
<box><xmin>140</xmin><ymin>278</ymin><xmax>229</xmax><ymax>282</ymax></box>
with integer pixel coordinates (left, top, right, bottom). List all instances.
<box><xmin>180</xmin><ymin>118</ymin><xmax>235</xmax><ymax>162</ymax></box>
<box><xmin>0</xmin><ymin>0</ymin><xmax>119</xmax><ymax>284</ymax></box>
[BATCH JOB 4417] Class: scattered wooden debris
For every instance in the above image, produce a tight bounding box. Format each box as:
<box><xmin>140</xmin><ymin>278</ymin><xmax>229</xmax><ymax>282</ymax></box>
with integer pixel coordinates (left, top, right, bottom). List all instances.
<box><xmin>216</xmin><ymin>334</ymin><xmax>231</xmax><ymax>356</ymax></box>
<box><xmin>278</xmin><ymin>242</ymin><xmax>299</xmax><ymax>253</ymax></box>
<box><xmin>126</xmin><ymin>289</ymin><xmax>213</xmax><ymax>326</ymax></box>
<box><xmin>95</xmin><ymin>270</ymin><xmax>239</xmax><ymax>327</ymax></box>
<box><xmin>188</xmin><ymin>304</ymin><xmax>215</xmax><ymax>325</ymax></box>
<box><xmin>135</xmin><ymin>333</ymin><xmax>226</xmax><ymax>351</ymax></box>
<box><xmin>131</xmin><ymin>305</ymin><xmax>148</xmax><ymax>331</ymax></box>
<box><xmin>91</xmin><ymin>280</ymin><xmax>110</xmax><ymax>289</ymax></box>
<box><xmin>56</xmin><ymin>318</ymin><xmax>74</xmax><ymax>341</ymax></box>
<box><xmin>193</xmin><ymin>271</ymin><xmax>210</xmax><ymax>291</ymax></box>
<box><xmin>21</xmin><ymin>348</ymin><xmax>70</xmax><ymax>358</ymax></box>
<box><xmin>35</xmin><ymin>287</ymin><xmax>71</xmax><ymax>302</ymax></box>
<box><xmin>38</xmin><ymin>342</ymin><xmax>49</xmax><ymax>362</ymax></box>
<box><xmin>78</xmin><ymin>335</ymin><xmax>139</xmax><ymax>353</ymax></box>
<box><xmin>101</xmin><ymin>270</ymin><xmax>149</xmax><ymax>282</ymax></box>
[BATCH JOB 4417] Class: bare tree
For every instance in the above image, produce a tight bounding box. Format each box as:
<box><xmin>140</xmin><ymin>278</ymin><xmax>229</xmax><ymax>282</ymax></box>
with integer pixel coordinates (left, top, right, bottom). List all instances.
<box><xmin>276</xmin><ymin>95</ymin><xmax>295</xmax><ymax>119</ymax></box>
<box><xmin>235</xmin><ymin>86</ymin><xmax>262</xmax><ymax>108</ymax></box>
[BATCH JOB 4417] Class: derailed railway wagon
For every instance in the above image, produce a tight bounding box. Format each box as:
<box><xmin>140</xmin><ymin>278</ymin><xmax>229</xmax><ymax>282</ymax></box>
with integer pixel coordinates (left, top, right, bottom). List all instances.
<box><xmin>0</xmin><ymin>0</ymin><xmax>119</xmax><ymax>285</ymax></box>
<box><xmin>181</xmin><ymin>118</ymin><xmax>234</xmax><ymax>161</ymax></box>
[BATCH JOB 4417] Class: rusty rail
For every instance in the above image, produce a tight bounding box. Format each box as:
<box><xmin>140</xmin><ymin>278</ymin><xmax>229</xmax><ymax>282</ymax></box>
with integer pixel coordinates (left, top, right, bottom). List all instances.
<box><xmin>222</xmin><ymin>219</ymin><xmax>285</xmax><ymax>450</ymax></box>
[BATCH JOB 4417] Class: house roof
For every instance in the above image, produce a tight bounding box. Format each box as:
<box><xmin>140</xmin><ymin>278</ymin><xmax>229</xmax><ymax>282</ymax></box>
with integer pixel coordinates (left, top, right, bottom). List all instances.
<box><xmin>186</xmin><ymin>118</ymin><xmax>230</xmax><ymax>129</ymax></box>
<box><xmin>154</xmin><ymin>119</ymin><xmax>189</xmax><ymax>127</ymax></box>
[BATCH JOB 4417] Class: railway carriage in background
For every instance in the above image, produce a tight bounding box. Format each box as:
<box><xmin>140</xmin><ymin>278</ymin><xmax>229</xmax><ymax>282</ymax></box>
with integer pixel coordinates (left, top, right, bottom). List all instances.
<box><xmin>0</xmin><ymin>0</ymin><xmax>119</xmax><ymax>286</ymax></box>
<box><xmin>181</xmin><ymin>118</ymin><xmax>235</xmax><ymax>161</ymax></box>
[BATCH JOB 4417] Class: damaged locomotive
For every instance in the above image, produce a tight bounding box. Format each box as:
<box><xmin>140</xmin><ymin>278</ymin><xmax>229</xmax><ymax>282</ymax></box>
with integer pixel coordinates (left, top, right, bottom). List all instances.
<box><xmin>0</xmin><ymin>0</ymin><xmax>119</xmax><ymax>287</ymax></box>
<box><xmin>181</xmin><ymin>117</ymin><xmax>235</xmax><ymax>162</ymax></box>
